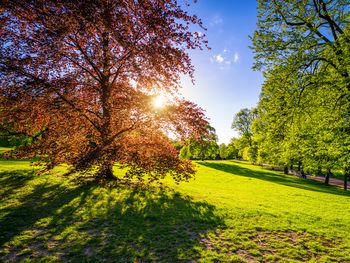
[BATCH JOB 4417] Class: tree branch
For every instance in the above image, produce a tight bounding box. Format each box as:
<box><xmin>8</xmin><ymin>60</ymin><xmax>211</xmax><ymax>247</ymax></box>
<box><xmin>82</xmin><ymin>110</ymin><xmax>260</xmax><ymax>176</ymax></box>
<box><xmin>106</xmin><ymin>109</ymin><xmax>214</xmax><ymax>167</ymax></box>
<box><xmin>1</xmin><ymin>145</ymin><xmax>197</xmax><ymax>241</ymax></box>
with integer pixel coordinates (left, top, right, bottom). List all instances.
<box><xmin>68</xmin><ymin>35</ymin><xmax>103</xmax><ymax>81</ymax></box>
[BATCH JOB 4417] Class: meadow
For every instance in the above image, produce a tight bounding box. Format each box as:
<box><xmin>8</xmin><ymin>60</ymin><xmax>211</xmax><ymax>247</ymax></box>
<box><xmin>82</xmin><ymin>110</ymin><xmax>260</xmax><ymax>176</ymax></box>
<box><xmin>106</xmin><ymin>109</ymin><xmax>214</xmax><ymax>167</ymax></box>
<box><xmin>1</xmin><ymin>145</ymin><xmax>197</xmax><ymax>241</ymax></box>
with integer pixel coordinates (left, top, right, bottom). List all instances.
<box><xmin>1</xmin><ymin>156</ymin><xmax>350</xmax><ymax>262</ymax></box>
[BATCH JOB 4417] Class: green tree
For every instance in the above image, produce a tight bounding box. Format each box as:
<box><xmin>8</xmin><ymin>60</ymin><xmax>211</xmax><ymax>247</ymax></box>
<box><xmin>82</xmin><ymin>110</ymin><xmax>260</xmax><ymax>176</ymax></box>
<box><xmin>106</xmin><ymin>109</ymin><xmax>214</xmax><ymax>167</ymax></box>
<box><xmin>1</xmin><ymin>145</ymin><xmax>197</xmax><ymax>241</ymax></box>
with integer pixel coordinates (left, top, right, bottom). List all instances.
<box><xmin>219</xmin><ymin>143</ymin><xmax>227</xmax><ymax>159</ymax></box>
<box><xmin>252</xmin><ymin>0</ymin><xmax>350</xmax><ymax>188</ymax></box>
<box><xmin>181</xmin><ymin>125</ymin><xmax>219</xmax><ymax>160</ymax></box>
<box><xmin>253</xmin><ymin>0</ymin><xmax>350</xmax><ymax>90</ymax></box>
<box><xmin>225</xmin><ymin>139</ymin><xmax>239</xmax><ymax>159</ymax></box>
<box><xmin>231</xmin><ymin>108</ymin><xmax>257</xmax><ymax>147</ymax></box>
<box><xmin>231</xmin><ymin>108</ymin><xmax>258</xmax><ymax>162</ymax></box>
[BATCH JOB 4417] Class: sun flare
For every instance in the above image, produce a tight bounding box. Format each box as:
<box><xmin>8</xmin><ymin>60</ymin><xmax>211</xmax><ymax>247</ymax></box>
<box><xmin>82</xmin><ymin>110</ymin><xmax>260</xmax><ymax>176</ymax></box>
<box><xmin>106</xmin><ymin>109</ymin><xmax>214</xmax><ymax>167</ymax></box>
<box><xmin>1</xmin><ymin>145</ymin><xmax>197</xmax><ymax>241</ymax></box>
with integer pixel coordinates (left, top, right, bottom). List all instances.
<box><xmin>153</xmin><ymin>95</ymin><xmax>167</xmax><ymax>109</ymax></box>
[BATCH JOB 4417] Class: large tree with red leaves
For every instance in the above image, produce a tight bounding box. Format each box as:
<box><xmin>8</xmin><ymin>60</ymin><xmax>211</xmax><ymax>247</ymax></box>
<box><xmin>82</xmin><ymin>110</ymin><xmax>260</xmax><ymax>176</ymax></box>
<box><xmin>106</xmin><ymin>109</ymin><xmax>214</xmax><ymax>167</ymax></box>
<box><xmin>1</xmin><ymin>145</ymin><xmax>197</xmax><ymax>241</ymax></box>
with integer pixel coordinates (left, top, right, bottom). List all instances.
<box><xmin>0</xmin><ymin>0</ymin><xmax>209</xmax><ymax>182</ymax></box>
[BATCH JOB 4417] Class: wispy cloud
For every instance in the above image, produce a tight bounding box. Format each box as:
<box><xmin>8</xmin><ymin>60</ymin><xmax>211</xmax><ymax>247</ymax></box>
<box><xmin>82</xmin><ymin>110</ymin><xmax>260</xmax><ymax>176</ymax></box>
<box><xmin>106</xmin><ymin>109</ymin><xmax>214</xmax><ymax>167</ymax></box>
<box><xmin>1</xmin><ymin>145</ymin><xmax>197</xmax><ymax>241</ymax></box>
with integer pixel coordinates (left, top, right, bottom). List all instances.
<box><xmin>233</xmin><ymin>52</ymin><xmax>239</xmax><ymax>63</ymax></box>
<box><xmin>211</xmin><ymin>49</ymin><xmax>240</xmax><ymax>69</ymax></box>
<box><xmin>210</xmin><ymin>15</ymin><xmax>223</xmax><ymax>26</ymax></box>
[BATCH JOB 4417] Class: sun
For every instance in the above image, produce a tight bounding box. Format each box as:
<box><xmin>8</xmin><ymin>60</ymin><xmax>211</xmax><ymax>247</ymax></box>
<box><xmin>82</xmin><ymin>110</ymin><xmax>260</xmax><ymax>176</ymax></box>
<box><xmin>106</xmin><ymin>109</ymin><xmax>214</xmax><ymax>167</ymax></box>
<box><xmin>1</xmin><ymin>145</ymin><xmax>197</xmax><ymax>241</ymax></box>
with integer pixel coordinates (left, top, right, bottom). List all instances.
<box><xmin>153</xmin><ymin>94</ymin><xmax>167</xmax><ymax>109</ymax></box>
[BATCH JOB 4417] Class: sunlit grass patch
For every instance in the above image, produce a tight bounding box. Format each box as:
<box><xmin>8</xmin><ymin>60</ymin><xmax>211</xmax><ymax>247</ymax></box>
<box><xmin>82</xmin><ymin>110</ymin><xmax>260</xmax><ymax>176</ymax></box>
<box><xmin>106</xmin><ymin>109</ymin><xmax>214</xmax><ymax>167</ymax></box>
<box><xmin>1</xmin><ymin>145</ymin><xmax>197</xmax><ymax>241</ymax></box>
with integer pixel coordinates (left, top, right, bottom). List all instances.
<box><xmin>0</xmin><ymin>159</ymin><xmax>349</xmax><ymax>262</ymax></box>
<box><xmin>0</xmin><ymin>162</ymin><xmax>222</xmax><ymax>262</ymax></box>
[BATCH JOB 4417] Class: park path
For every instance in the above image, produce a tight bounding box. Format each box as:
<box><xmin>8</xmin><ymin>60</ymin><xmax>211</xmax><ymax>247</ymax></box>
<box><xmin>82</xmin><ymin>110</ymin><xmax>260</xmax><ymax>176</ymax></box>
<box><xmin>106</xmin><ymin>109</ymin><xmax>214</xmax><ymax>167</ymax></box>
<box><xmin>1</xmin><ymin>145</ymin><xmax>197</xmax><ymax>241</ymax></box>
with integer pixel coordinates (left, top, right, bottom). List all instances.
<box><xmin>308</xmin><ymin>175</ymin><xmax>348</xmax><ymax>188</ymax></box>
<box><xmin>256</xmin><ymin>163</ymin><xmax>349</xmax><ymax>189</ymax></box>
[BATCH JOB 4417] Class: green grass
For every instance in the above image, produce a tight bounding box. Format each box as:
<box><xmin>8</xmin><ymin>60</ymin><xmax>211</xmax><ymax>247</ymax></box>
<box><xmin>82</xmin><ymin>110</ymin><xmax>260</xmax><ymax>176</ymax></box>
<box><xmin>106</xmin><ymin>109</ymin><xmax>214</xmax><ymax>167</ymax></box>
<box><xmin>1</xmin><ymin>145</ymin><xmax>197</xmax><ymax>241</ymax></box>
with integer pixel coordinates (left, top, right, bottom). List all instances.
<box><xmin>0</xmin><ymin>147</ymin><xmax>13</xmax><ymax>154</ymax></box>
<box><xmin>1</xmin><ymin>159</ymin><xmax>350</xmax><ymax>262</ymax></box>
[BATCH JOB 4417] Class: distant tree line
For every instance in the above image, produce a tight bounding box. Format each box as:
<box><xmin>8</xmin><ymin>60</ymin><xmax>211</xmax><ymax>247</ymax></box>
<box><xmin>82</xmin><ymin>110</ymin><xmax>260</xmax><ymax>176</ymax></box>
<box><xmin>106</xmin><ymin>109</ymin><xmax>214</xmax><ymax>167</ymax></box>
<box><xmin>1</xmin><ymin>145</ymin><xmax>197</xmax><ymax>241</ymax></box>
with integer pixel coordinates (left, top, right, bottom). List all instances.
<box><xmin>177</xmin><ymin>125</ymin><xmax>243</xmax><ymax>161</ymax></box>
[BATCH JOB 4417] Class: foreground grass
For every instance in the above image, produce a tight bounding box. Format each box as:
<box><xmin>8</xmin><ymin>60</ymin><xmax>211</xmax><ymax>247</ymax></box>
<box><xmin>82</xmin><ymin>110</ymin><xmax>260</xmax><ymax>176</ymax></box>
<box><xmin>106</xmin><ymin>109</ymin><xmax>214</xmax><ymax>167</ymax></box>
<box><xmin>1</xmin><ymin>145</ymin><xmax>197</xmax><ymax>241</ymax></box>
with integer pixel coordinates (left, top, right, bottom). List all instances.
<box><xmin>0</xmin><ymin>159</ymin><xmax>350</xmax><ymax>262</ymax></box>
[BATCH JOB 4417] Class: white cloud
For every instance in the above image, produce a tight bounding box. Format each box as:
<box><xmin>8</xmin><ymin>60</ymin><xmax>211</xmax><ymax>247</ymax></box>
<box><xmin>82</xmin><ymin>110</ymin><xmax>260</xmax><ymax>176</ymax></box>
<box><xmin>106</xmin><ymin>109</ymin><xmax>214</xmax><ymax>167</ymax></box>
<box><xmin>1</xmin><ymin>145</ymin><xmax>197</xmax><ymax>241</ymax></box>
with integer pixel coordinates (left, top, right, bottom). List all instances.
<box><xmin>215</xmin><ymin>54</ymin><xmax>224</xmax><ymax>63</ymax></box>
<box><xmin>211</xmin><ymin>50</ymin><xmax>240</xmax><ymax>69</ymax></box>
<box><xmin>233</xmin><ymin>52</ymin><xmax>239</xmax><ymax>63</ymax></box>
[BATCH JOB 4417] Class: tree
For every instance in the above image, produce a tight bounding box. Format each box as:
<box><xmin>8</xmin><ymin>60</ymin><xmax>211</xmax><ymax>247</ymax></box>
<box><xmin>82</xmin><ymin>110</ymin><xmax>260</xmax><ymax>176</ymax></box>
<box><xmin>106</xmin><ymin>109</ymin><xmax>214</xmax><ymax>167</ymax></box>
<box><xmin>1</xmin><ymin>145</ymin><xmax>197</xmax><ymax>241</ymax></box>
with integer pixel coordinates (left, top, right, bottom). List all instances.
<box><xmin>231</xmin><ymin>108</ymin><xmax>257</xmax><ymax>146</ymax></box>
<box><xmin>0</xmin><ymin>0</ymin><xmax>209</xmax><ymax>182</ymax></box>
<box><xmin>231</xmin><ymin>108</ymin><xmax>257</xmax><ymax>162</ymax></box>
<box><xmin>225</xmin><ymin>139</ymin><xmax>239</xmax><ymax>159</ymax></box>
<box><xmin>253</xmin><ymin>58</ymin><xmax>350</xmax><ymax>184</ymax></box>
<box><xmin>252</xmin><ymin>0</ymin><xmax>350</xmax><ymax>129</ymax></box>
<box><xmin>219</xmin><ymin>143</ymin><xmax>227</xmax><ymax>159</ymax></box>
<box><xmin>180</xmin><ymin>125</ymin><xmax>219</xmax><ymax>160</ymax></box>
<box><xmin>213</xmin><ymin>142</ymin><xmax>239</xmax><ymax>160</ymax></box>
<box><xmin>252</xmin><ymin>0</ymin><xmax>350</xmax><ymax>89</ymax></box>
<box><xmin>252</xmin><ymin>0</ymin><xmax>350</xmax><ymax>188</ymax></box>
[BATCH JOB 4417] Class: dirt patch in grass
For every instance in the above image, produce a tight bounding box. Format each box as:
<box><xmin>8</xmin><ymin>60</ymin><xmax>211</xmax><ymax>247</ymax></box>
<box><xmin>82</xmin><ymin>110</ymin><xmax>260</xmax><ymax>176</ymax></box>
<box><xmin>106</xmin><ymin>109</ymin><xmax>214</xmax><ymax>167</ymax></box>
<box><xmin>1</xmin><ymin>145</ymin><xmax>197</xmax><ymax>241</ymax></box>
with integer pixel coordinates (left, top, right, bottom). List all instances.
<box><xmin>201</xmin><ymin>229</ymin><xmax>346</xmax><ymax>262</ymax></box>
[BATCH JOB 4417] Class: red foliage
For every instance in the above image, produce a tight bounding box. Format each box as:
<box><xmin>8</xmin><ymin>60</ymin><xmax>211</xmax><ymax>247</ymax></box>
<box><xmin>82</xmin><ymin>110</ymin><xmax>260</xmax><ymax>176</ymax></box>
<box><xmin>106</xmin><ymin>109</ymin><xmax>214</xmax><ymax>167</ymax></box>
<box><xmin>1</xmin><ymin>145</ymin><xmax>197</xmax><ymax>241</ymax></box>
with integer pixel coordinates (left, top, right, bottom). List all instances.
<box><xmin>0</xmin><ymin>0</ymin><xmax>209</xmax><ymax>182</ymax></box>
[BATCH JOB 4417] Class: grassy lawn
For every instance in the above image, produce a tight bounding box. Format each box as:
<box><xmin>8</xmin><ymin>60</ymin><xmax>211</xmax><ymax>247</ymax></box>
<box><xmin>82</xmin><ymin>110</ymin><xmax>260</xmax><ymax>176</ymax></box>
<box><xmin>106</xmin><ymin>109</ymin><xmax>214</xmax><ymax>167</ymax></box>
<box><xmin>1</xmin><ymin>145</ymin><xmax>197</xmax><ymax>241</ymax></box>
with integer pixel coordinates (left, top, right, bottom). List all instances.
<box><xmin>1</xmin><ymin>158</ymin><xmax>350</xmax><ymax>262</ymax></box>
<box><xmin>0</xmin><ymin>147</ymin><xmax>13</xmax><ymax>154</ymax></box>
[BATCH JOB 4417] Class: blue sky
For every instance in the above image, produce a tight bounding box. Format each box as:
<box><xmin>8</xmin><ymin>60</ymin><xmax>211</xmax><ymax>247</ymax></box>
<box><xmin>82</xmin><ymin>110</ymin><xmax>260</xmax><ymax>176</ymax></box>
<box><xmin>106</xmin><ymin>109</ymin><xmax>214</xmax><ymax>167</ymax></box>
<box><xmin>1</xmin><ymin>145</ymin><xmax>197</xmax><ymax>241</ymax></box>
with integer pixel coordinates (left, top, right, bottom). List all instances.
<box><xmin>180</xmin><ymin>0</ymin><xmax>263</xmax><ymax>144</ymax></box>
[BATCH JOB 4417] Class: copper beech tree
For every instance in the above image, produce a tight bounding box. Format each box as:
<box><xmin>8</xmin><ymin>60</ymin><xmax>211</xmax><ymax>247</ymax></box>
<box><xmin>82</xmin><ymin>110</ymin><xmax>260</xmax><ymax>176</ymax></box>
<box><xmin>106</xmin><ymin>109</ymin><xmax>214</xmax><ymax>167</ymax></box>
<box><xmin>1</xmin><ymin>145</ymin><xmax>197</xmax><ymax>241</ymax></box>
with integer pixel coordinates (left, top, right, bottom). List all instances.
<box><xmin>0</xmin><ymin>0</ymin><xmax>209</xmax><ymax>182</ymax></box>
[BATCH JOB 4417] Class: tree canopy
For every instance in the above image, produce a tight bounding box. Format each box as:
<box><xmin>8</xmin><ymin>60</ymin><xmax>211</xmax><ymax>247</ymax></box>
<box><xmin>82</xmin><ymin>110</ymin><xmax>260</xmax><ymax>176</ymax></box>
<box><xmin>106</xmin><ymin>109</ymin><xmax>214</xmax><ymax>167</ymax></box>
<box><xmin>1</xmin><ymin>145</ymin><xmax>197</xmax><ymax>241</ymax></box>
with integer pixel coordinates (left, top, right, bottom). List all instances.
<box><xmin>250</xmin><ymin>0</ymin><xmax>350</xmax><ymax>188</ymax></box>
<box><xmin>231</xmin><ymin>108</ymin><xmax>257</xmax><ymax>147</ymax></box>
<box><xmin>0</xmin><ymin>0</ymin><xmax>209</xmax><ymax>182</ymax></box>
<box><xmin>180</xmin><ymin>125</ymin><xmax>219</xmax><ymax>160</ymax></box>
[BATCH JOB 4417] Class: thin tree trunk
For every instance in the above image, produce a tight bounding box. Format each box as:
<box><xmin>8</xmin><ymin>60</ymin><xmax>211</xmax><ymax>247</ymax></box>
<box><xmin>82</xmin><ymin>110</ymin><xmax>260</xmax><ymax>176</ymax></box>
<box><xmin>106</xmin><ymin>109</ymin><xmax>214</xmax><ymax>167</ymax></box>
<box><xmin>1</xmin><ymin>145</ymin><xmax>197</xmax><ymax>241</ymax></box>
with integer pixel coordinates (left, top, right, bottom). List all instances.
<box><xmin>301</xmin><ymin>169</ymin><xmax>306</xmax><ymax>179</ymax></box>
<box><xmin>344</xmin><ymin>174</ymin><xmax>348</xmax><ymax>191</ymax></box>
<box><xmin>325</xmin><ymin>168</ymin><xmax>331</xmax><ymax>185</ymax></box>
<box><xmin>297</xmin><ymin>161</ymin><xmax>306</xmax><ymax>178</ymax></box>
<box><xmin>344</xmin><ymin>167</ymin><xmax>349</xmax><ymax>191</ymax></box>
<box><xmin>284</xmin><ymin>166</ymin><xmax>288</xmax><ymax>175</ymax></box>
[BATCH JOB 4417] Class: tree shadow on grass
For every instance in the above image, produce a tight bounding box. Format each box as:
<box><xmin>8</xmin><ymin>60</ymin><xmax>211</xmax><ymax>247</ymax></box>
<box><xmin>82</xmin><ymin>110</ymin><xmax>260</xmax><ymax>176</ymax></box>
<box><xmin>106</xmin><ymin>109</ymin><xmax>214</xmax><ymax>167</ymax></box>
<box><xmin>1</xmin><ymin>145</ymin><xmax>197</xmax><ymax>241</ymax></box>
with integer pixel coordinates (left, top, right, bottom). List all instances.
<box><xmin>0</xmin><ymin>170</ymin><xmax>35</xmax><ymax>201</ymax></box>
<box><xmin>0</xmin><ymin>170</ymin><xmax>224</xmax><ymax>262</ymax></box>
<box><xmin>0</xmin><ymin>170</ymin><xmax>94</xmax><ymax>250</ymax></box>
<box><xmin>198</xmin><ymin>161</ymin><xmax>350</xmax><ymax>197</ymax></box>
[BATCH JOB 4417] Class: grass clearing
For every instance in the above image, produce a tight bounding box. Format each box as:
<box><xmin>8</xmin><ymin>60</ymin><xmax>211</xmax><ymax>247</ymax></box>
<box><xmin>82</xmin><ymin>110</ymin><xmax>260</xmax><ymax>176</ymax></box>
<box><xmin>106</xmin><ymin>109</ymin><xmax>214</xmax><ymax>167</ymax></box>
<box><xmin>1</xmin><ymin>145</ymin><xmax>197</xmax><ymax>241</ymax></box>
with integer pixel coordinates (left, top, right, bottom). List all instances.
<box><xmin>1</xmin><ymin>159</ymin><xmax>350</xmax><ymax>262</ymax></box>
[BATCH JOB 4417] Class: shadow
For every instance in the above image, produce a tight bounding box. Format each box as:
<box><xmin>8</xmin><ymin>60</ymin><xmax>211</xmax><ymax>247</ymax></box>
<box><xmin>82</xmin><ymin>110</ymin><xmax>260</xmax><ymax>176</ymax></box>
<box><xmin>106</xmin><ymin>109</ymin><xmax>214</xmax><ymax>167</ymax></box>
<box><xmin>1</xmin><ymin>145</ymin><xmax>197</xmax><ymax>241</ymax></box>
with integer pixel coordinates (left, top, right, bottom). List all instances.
<box><xmin>0</xmin><ymin>172</ymin><xmax>94</xmax><ymax>249</ymax></box>
<box><xmin>0</xmin><ymin>170</ymin><xmax>223</xmax><ymax>262</ymax></box>
<box><xmin>198</xmin><ymin>161</ymin><xmax>350</xmax><ymax>197</ymax></box>
<box><xmin>0</xmin><ymin>170</ymin><xmax>35</xmax><ymax>201</ymax></box>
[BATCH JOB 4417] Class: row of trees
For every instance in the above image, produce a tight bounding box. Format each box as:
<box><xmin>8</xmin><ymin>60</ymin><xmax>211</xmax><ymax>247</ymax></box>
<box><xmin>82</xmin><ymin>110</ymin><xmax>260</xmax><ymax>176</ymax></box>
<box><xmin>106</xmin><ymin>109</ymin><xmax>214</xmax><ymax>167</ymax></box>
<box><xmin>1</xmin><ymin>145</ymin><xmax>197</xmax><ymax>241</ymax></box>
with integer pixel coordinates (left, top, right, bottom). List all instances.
<box><xmin>177</xmin><ymin>123</ymin><xmax>254</xmax><ymax>161</ymax></box>
<box><xmin>178</xmin><ymin>125</ymin><xmax>239</xmax><ymax>161</ymax></box>
<box><xmin>230</xmin><ymin>0</ymin><xmax>350</xmax><ymax>189</ymax></box>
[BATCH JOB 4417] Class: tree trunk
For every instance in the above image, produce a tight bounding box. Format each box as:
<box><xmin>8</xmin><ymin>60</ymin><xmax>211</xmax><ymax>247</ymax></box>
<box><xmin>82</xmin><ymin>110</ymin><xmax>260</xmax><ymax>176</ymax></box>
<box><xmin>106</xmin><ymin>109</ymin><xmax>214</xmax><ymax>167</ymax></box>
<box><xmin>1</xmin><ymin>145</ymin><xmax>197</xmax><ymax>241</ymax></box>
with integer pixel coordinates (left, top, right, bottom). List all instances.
<box><xmin>301</xmin><ymin>169</ymin><xmax>306</xmax><ymax>179</ymax></box>
<box><xmin>284</xmin><ymin>166</ymin><xmax>288</xmax><ymax>175</ymax></box>
<box><xmin>344</xmin><ymin>168</ymin><xmax>349</xmax><ymax>191</ymax></box>
<box><xmin>98</xmin><ymin>164</ymin><xmax>115</xmax><ymax>180</ymax></box>
<box><xmin>325</xmin><ymin>168</ymin><xmax>331</xmax><ymax>185</ymax></box>
<box><xmin>344</xmin><ymin>174</ymin><xmax>348</xmax><ymax>191</ymax></box>
<box><xmin>297</xmin><ymin>161</ymin><xmax>306</xmax><ymax>178</ymax></box>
